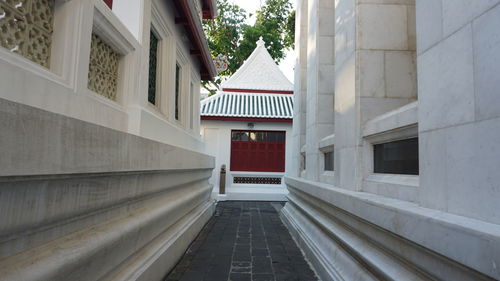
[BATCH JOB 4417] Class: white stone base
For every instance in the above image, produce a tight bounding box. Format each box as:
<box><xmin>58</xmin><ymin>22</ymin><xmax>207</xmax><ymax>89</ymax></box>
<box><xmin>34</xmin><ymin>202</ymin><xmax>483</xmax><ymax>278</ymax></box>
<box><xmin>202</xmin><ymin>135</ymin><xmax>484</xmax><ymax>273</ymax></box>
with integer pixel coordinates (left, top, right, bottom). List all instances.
<box><xmin>213</xmin><ymin>186</ymin><xmax>288</xmax><ymax>201</ymax></box>
<box><xmin>281</xmin><ymin>176</ymin><xmax>500</xmax><ymax>281</ymax></box>
<box><xmin>104</xmin><ymin>201</ymin><xmax>215</xmax><ymax>281</ymax></box>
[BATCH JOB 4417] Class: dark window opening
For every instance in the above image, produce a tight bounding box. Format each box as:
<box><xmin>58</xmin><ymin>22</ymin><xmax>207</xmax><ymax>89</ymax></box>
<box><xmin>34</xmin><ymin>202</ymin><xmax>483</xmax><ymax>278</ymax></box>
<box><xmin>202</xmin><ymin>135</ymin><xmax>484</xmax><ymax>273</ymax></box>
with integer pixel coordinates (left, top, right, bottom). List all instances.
<box><xmin>324</xmin><ymin>151</ymin><xmax>334</xmax><ymax>171</ymax></box>
<box><xmin>374</xmin><ymin>138</ymin><xmax>419</xmax><ymax>175</ymax></box>
<box><xmin>301</xmin><ymin>152</ymin><xmax>306</xmax><ymax>171</ymax></box>
<box><xmin>190</xmin><ymin>82</ymin><xmax>194</xmax><ymax>129</ymax></box>
<box><xmin>175</xmin><ymin>63</ymin><xmax>181</xmax><ymax>120</ymax></box>
<box><xmin>148</xmin><ymin>30</ymin><xmax>159</xmax><ymax>105</ymax></box>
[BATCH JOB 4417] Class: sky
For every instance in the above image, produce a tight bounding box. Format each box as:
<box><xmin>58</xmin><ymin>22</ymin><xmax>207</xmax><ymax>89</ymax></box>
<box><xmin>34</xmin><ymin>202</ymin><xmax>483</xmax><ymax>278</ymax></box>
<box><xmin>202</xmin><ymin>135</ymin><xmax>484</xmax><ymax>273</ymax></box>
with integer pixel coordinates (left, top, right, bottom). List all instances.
<box><xmin>229</xmin><ymin>0</ymin><xmax>296</xmax><ymax>82</ymax></box>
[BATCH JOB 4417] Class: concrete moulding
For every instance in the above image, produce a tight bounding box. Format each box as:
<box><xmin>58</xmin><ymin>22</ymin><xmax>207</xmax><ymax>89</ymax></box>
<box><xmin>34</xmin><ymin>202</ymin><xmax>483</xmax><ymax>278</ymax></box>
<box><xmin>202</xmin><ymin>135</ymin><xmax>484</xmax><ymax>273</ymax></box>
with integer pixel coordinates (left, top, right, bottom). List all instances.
<box><xmin>100</xmin><ymin>200</ymin><xmax>215</xmax><ymax>281</ymax></box>
<box><xmin>281</xmin><ymin>202</ymin><xmax>377</xmax><ymax>281</ymax></box>
<box><xmin>0</xmin><ymin>169</ymin><xmax>213</xmax><ymax>242</ymax></box>
<box><xmin>0</xmin><ymin>180</ymin><xmax>214</xmax><ymax>281</ymax></box>
<box><xmin>282</xmin><ymin>176</ymin><xmax>500</xmax><ymax>281</ymax></box>
<box><xmin>0</xmin><ymin>98</ymin><xmax>215</xmax><ymax>176</ymax></box>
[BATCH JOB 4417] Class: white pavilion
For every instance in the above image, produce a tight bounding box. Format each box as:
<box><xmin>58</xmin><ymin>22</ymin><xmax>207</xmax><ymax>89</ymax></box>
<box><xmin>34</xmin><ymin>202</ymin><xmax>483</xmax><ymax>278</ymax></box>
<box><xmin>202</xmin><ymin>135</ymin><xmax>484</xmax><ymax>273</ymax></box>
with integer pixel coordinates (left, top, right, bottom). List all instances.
<box><xmin>200</xmin><ymin>37</ymin><xmax>294</xmax><ymax>201</ymax></box>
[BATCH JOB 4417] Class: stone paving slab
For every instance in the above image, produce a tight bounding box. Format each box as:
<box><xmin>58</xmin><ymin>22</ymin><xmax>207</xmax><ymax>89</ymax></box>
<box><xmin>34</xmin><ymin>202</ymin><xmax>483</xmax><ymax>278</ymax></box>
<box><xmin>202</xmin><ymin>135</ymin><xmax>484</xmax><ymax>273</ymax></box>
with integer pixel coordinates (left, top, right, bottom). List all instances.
<box><xmin>164</xmin><ymin>201</ymin><xmax>318</xmax><ymax>281</ymax></box>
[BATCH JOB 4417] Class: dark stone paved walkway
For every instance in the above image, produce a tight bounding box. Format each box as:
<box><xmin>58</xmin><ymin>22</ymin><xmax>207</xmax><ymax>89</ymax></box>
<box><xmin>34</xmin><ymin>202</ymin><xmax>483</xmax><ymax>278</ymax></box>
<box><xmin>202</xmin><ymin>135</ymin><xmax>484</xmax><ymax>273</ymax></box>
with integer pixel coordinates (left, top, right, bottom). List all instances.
<box><xmin>164</xmin><ymin>201</ymin><xmax>318</xmax><ymax>281</ymax></box>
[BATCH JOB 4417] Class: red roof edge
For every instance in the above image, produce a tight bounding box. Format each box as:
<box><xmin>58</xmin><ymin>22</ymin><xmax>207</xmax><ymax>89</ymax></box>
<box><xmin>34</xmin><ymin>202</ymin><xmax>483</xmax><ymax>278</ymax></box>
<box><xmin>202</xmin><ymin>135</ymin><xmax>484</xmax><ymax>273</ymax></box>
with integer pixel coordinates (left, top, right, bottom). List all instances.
<box><xmin>173</xmin><ymin>0</ymin><xmax>217</xmax><ymax>80</ymax></box>
<box><xmin>222</xmin><ymin>88</ymin><xmax>294</xmax><ymax>95</ymax></box>
<box><xmin>202</xmin><ymin>0</ymin><xmax>216</xmax><ymax>19</ymax></box>
<box><xmin>201</xmin><ymin>116</ymin><xmax>293</xmax><ymax>123</ymax></box>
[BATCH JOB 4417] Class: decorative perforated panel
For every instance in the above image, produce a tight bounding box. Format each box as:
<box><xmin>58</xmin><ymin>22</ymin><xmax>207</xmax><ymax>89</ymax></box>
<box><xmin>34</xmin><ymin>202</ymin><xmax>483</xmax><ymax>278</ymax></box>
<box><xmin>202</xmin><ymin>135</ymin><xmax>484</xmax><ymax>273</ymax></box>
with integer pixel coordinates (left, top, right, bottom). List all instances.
<box><xmin>88</xmin><ymin>33</ymin><xmax>120</xmax><ymax>101</ymax></box>
<box><xmin>233</xmin><ymin>177</ymin><xmax>282</xmax><ymax>185</ymax></box>
<box><xmin>0</xmin><ymin>0</ymin><xmax>54</xmax><ymax>68</ymax></box>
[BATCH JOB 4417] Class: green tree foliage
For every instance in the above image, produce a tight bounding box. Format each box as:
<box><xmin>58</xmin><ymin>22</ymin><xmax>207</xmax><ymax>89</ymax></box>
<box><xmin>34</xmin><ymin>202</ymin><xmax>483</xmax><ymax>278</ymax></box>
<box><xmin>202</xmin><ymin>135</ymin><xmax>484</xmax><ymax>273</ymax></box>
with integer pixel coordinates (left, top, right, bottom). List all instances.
<box><xmin>202</xmin><ymin>0</ymin><xmax>295</xmax><ymax>93</ymax></box>
<box><xmin>285</xmin><ymin>10</ymin><xmax>296</xmax><ymax>47</ymax></box>
<box><xmin>203</xmin><ymin>0</ymin><xmax>246</xmax><ymax>78</ymax></box>
<box><xmin>249</xmin><ymin>0</ymin><xmax>294</xmax><ymax>63</ymax></box>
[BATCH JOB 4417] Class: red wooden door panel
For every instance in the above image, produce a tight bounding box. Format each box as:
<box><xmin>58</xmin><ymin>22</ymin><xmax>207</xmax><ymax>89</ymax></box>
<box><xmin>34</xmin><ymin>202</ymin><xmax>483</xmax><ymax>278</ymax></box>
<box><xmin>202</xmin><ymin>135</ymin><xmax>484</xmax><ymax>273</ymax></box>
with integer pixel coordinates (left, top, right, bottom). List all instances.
<box><xmin>103</xmin><ymin>0</ymin><xmax>113</xmax><ymax>9</ymax></box>
<box><xmin>230</xmin><ymin>130</ymin><xmax>286</xmax><ymax>172</ymax></box>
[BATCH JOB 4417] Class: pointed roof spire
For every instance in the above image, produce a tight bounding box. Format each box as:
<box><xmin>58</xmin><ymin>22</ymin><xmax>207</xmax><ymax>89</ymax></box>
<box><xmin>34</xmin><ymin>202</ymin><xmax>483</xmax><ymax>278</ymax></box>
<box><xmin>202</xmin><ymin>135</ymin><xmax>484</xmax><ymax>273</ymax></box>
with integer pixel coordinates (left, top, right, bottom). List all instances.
<box><xmin>220</xmin><ymin>36</ymin><xmax>293</xmax><ymax>92</ymax></box>
<box><xmin>257</xmin><ymin>36</ymin><xmax>265</xmax><ymax>47</ymax></box>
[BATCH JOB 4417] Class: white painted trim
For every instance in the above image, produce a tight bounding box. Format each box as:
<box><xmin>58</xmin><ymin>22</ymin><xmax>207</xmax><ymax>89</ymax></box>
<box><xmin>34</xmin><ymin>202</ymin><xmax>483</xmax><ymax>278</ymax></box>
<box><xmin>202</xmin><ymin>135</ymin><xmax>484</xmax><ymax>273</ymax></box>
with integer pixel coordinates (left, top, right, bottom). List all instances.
<box><xmin>365</xmin><ymin>173</ymin><xmax>419</xmax><ymax>187</ymax></box>
<box><xmin>363</xmin><ymin>101</ymin><xmax>418</xmax><ymax>143</ymax></box>
<box><xmin>93</xmin><ymin>0</ymin><xmax>138</xmax><ymax>55</ymax></box>
<box><xmin>319</xmin><ymin>171</ymin><xmax>335</xmax><ymax>185</ymax></box>
<box><xmin>151</xmin><ymin>1</ymin><xmax>173</xmax><ymax>38</ymax></box>
<box><xmin>318</xmin><ymin>134</ymin><xmax>335</xmax><ymax>151</ymax></box>
<box><xmin>149</xmin><ymin>1</ymin><xmax>174</xmax><ymax>114</ymax></box>
<box><xmin>0</xmin><ymin>47</ymin><xmax>69</xmax><ymax>87</ymax></box>
<box><xmin>363</xmin><ymin>173</ymin><xmax>419</xmax><ymax>202</ymax></box>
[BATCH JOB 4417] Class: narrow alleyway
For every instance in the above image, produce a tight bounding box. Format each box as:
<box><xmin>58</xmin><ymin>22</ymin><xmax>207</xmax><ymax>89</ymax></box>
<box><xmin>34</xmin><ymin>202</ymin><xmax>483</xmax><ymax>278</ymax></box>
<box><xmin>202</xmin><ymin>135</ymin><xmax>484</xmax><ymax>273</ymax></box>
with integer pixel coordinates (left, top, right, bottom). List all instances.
<box><xmin>164</xmin><ymin>201</ymin><xmax>318</xmax><ymax>281</ymax></box>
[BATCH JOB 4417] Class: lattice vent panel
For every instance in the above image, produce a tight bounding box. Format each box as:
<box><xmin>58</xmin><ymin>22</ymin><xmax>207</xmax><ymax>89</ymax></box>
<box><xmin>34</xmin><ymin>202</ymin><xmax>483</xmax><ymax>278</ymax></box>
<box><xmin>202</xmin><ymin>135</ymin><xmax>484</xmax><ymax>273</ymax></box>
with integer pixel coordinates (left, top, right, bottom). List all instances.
<box><xmin>88</xmin><ymin>33</ymin><xmax>120</xmax><ymax>101</ymax></box>
<box><xmin>0</xmin><ymin>0</ymin><xmax>54</xmax><ymax>68</ymax></box>
<box><xmin>233</xmin><ymin>177</ymin><xmax>282</xmax><ymax>185</ymax></box>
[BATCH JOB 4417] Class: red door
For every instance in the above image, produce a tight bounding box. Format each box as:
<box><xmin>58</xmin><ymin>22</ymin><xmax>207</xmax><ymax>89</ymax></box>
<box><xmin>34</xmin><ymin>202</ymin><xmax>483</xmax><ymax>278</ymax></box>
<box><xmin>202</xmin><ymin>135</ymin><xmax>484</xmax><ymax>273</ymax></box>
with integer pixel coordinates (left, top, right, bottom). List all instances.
<box><xmin>103</xmin><ymin>0</ymin><xmax>113</xmax><ymax>9</ymax></box>
<box><xmin>230</xmin><ymin>130</ymin><xmax>286</xmax><ymax>172</ymax></box>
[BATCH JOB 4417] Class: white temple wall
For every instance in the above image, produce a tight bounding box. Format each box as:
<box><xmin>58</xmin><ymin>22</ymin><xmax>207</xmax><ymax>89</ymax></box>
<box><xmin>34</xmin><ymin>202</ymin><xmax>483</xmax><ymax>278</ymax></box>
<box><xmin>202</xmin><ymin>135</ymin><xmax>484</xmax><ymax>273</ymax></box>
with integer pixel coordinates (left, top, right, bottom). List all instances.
<box><xmin>282</xmin><ymin>0</ymin><xmax>500</xmax><ymax>280</ymax></box>
<box><xmin>0</xmin><ymin>0</ymin><xmax>215</xmax><ymax>279</ymax></box>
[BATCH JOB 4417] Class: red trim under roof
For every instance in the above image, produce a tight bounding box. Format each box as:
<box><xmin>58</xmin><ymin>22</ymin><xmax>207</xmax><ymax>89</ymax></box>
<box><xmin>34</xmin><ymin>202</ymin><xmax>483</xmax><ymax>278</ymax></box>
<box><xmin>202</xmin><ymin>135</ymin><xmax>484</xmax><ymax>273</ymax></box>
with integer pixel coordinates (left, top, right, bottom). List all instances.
<box><xmin>222</xmin><ymin>88</ymin><xmax>294</xmax><ymax>95</ymax></box>
<box><xmin>201</xmin><ymin>0</ymin><xmax>215</xmax><ymax>19</ymax></box>
<box><xmin>173</xmin><ymin>0</ymin><xmax>216</xmax><ymax>80</ymax></box>
<box><xmin>201</xmin><ymin>116</ymin><xmax>293</xmax><ymax>123</ymax></box>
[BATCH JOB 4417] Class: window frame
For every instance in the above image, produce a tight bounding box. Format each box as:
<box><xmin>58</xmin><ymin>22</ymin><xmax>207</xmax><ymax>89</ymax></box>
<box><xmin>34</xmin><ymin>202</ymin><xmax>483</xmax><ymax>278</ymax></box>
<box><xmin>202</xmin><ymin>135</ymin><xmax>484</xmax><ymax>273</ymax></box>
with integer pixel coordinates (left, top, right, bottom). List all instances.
<box><xmin>87</xmin><ymin>0</ymin><xmax>137</xmax><ymax>104</ymax></box>
<box><xmin>149</xmin><ymin>2</ymin><xmax>174</xmax><ymax>115</ymax></box>
<box><xmin>0</xmin><ymin>0</ymin><xmax>82</xmax><ymax>89</ymax></box>
<box><xmin>189</xmin><ymin>80</ymin><xmax>195</xmax><ymax>129</ymax></box>
<box><xmin>174</xmin><ymin>62</ymin><xmax>181</xmax><ymax>121</ymax></box>
<box><xmin>173</xmin><ymin>47</ymin><xmax>188</xmax><ymax>125</ymax></box>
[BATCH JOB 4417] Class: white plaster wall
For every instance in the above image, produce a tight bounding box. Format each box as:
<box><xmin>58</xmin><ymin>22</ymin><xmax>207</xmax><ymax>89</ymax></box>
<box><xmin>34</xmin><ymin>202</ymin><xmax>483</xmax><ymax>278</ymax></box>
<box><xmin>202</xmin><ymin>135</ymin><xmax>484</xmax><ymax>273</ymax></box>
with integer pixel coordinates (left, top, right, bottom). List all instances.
<box><xmin>0</xmin><ymin>0</ymin><xmax>205</xmax><ymax>153</ymax></box>
<box><xmin>201</xmin><ymin>120</ymin><xmax>292</xmax><ymax>201</ymax></box>
<box><xmin>129</xmin><ymin>0</ymin><xmax>205</xmax><ymax>151</ymax></box>
<box><xmin>113</xmin><ymin>0</ymin><xmax>143</xmax><ymax>41</ymax></box>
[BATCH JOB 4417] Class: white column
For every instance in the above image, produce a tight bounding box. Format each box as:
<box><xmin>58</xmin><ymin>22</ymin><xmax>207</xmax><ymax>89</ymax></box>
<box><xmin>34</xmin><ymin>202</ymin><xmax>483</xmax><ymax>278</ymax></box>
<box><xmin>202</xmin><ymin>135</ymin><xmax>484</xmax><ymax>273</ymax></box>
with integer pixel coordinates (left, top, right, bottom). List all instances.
<box><xmin>305</xmin><ymin>0</ymin><xmax>334</xmax><ymax>181</ymax></box>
